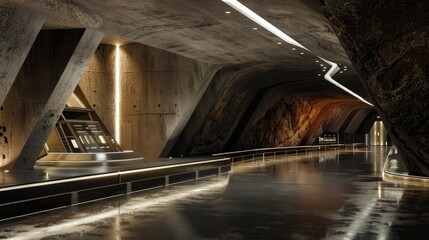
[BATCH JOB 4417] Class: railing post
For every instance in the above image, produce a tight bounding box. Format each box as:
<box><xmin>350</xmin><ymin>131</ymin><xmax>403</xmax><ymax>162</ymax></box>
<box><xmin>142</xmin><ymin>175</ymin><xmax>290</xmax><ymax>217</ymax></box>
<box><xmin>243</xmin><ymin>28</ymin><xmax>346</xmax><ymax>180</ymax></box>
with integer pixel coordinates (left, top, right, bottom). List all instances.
<box><xmin>165</xmin><ymin>175</ymin><xmax>170</xmax><ymax>186</ymax></box>
<box><xmin>71</xmin><ymin>192</ymin><xmax>78</xmax><ymax>205</ymax></box>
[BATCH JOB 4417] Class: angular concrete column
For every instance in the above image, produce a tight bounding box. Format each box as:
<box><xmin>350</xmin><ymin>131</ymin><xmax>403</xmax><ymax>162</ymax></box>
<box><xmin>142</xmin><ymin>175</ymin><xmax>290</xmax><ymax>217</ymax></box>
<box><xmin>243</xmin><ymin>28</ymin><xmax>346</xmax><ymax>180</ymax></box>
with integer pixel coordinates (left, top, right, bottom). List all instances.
<box><xmin>0</xmin><ymin>6</ymin><xmax>45</xmax><ymax>106</ymax></box>
<box><xmin>0</xmin><ymin>29</ymin><xmax>103</xmax><ymax>170</ymax></box>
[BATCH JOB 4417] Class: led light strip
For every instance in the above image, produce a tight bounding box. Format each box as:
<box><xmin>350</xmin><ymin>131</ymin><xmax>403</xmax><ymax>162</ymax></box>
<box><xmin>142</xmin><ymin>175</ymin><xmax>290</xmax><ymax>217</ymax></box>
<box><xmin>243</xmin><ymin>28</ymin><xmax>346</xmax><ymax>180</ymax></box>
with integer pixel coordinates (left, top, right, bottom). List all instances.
<box><xmin>319</xmin><ymin>57</ymin><xmax>373</xmax><ymax>106</ymax></box>
<box><xmin>115</xmin><ymin>44</ymin><xmax>121</xmax><ymax>143</ymax></box>
<box><xmin>221</xmin><ymin>0</ymin><xmax>373</xmax><ymax>106</ymax></box>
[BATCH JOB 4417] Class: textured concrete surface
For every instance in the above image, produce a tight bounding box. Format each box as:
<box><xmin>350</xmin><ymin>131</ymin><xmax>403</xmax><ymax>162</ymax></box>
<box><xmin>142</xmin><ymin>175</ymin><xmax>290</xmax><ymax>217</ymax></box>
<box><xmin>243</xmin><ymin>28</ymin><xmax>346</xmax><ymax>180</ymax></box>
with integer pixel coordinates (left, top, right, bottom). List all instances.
<box><xmin>0</xmin><ymin>0</ymin><xmax>390</xmax><ymax>166</ymax></box>
<box><xmin>0</xmin><ymin>29</ymin><xmax>103</xmax><ymax>170</ymax></box>
<box><xmin>3</xmin><ymin>147</ymin><xmax>429</xmax><ymax>239</ymax></box>
<box><xmin>79</xmin><ymin>43</ymin><xmax>221</xmax><ymax>159</ymax></box>
<box><xmin>1</xmin><ymin>0</ymin><xmax>351</xmax><ymax>65</ymax></box>
<box><xmin>323</xmin><ymin>0</ymin><xmax>429</xmax><ymax>176</ymax></box>
<box><xmin>0</xmin><ymin>6</ymin><xmax>44</xmax><ymax>106</ymax></box>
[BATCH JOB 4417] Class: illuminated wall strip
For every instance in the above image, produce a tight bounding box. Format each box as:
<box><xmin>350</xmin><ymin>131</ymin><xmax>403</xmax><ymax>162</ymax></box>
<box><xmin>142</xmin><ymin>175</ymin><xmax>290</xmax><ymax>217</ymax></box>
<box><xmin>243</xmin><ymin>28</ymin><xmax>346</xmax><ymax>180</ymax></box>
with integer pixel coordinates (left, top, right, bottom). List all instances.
<box><xmin>115</xmin><ymin>44</ymin><xmax>121</xmax><ymax>143</ymax></box>
<box><xmin>221</xmin><ymin>0</ymin><xmax>373</xmax><ymax>106</ymax></box>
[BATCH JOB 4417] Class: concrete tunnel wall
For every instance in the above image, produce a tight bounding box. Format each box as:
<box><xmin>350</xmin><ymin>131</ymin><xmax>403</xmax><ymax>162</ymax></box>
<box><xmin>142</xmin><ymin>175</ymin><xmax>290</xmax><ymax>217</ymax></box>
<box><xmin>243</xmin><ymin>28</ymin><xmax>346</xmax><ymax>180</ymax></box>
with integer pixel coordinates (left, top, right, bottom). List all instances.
<box><xmin>0</xmin><ymin>34</ymin><xmax>372</xmax><ymax>168</ymax></box>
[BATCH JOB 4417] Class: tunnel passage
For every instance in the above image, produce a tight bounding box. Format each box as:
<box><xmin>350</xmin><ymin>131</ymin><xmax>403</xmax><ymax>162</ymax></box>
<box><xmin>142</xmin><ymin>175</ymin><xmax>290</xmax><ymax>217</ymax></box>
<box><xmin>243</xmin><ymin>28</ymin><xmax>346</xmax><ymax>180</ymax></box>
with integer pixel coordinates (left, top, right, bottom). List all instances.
<box><xmin>170</xmin><ymin>63</ymin><xmax>370</xmax><ymax>156</ymax></box>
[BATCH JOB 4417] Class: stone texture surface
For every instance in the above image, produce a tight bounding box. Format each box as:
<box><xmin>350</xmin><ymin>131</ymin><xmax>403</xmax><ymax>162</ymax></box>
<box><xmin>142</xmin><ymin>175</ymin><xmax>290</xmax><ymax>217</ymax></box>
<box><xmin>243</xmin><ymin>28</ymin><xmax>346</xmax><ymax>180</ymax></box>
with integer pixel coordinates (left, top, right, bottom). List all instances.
<box><xmin>0</xmin><ymin>6</ymin><xmax>44</xmax><ymax>105</ymax></box>
<box><xmin>172</xmin><ymin>63</ymin><xmax>370</xmax><ymax>156</ymax></box>
<box><xmin>234</xmin><ymin>91</ymin><xmax>368</xmax><ymax>150</ymax></box>
<box><xmin>324</xmin><ymin>0</ymin><xmax>429</xmax><ymax>175</ymax></box>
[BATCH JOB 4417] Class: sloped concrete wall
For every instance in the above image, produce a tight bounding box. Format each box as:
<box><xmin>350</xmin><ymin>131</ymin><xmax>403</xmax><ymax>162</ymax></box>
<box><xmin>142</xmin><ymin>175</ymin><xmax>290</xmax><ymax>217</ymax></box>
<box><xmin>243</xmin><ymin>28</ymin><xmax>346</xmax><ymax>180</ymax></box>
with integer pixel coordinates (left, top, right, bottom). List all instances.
<box><xmin>0</xmin><ymin>29</ymin><xmax>87</xmax><ymax>169</ymax></box>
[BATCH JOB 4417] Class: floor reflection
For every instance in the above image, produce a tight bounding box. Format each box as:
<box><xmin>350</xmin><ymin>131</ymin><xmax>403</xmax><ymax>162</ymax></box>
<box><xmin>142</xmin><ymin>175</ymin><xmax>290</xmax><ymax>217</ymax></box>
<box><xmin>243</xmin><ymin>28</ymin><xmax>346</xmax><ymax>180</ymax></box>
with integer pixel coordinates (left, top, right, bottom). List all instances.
<box><xmin>3</xmin><ymin>147</ymin><xmax>429</xmax><ymax>239</ymax></box>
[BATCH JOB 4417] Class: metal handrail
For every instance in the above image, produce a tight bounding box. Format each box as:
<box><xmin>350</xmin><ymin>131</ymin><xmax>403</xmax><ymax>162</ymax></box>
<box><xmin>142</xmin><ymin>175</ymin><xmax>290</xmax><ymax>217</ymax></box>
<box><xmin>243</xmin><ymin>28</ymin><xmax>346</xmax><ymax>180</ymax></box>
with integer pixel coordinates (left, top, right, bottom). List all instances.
<box><xmin>212</xmin><ymin>143</ymin><xmax>364</xmax><ymax>163</ymax></box>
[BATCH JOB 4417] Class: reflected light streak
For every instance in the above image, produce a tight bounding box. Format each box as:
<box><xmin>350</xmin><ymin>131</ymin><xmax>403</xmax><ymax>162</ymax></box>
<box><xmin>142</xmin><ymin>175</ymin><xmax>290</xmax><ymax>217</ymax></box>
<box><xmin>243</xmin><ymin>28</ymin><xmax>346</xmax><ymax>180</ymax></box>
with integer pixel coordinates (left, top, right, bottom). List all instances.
<box><xmin>344</xmin><ymin>198</ymin><xmax>377</xmax><ymax>240</ymax></box>
<box><xmin>115</xmin><ymin>44</ymin><xmax>121</xmax><ymax>144</ymax></box>
<box><xmin>221</xmin><ymin>0</ymin><xmax>373</xmax><ymax>106</ymax></box>
<box><xmin>6</xmin><ymin>177</ymin><xmax>229</xmax><ymax>240</ymax></box>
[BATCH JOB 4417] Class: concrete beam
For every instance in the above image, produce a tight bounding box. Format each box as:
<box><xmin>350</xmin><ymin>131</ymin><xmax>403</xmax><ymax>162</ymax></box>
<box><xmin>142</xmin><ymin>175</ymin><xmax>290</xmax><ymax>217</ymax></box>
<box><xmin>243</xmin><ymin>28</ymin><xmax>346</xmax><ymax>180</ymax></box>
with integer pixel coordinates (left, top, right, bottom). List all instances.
<box><xmin>0</xmin><ymin>29</ymin><xmax>103</xmax><ymax>170</ymax></box>
<box><xmin>13</xmin><ymin>29</ymin><xmax>104</xmax><ymax>169</ymax></box>
<box><xmin>0</xmin><ymin>6</ymin><xmax>45</xmax><ymax>106</ymax></box>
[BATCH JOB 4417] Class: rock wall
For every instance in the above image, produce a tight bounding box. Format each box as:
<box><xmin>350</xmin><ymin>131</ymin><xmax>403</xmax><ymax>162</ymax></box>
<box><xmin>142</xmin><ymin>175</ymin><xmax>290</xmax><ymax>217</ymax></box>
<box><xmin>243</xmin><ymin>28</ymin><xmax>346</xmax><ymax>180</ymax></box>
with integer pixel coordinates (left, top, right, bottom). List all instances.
<box><xmin>233</xmin><ymin>89</ymin><xmax>360</xmax><ymax>150</ymax></box>
<box><xmin>172</xmin><ymin>61</ymin><xmax>370</xmax><ymax>155</ymax></box>
<box><xmin>324</xmin><ymin>0</ymin><xmax>429</xmax><ymax>175</ymax></box>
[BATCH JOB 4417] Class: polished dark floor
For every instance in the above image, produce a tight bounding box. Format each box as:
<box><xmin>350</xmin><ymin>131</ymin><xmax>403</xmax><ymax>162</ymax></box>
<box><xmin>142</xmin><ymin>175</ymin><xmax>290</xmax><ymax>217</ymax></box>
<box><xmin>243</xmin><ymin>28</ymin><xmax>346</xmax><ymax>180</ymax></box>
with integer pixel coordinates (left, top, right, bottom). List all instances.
<box><xmin>2</xmin><ymin>147</ymin><xmax>429</xmax><ymax>240</ymax></box>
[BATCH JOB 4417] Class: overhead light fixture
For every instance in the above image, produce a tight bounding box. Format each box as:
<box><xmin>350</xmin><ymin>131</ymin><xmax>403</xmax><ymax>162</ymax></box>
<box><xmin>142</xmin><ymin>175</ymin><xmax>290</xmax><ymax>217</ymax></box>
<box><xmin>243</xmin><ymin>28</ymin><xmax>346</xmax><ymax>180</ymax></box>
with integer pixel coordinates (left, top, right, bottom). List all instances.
<box><xmin>315</xmin><ymin>60</ymin><xmax>319</xmax><ymax>63</ymax></box>
<box><xmin>319</xmin><ymin>57</ymin><xmax>373</xmax><ymax>106</ymax></box>
<box><xmin>222</xmin><ymin>0</ymin><xmax>308</xmax><ymax>50</ymax></box>
<box><xmin>221</xmin><ymin>0</ymin><xmax>373</xmax><ymax>107</ymax></box>
<box><xmin>225</xmin><ymin>11</ymin><xmax>231</xmax><ymax>14</ymax></box>
<box><xmin>253</xmin><ymin>27</ymin><xmax>258</xmax><ymax>30</ymax></box>
<box><xmin>291</xmin><ymin>48</ymin><xmax>296</xmax><ymax>51</ymax></box>
<box><xmin>300</xmin><ymin>52</ymin><xmax>304</xmax><ymax>55</ymax></box>
<box><xmin>277</xmin><ymin>42</ymin><xmax>282</xmax><ymax>45</ymax></box>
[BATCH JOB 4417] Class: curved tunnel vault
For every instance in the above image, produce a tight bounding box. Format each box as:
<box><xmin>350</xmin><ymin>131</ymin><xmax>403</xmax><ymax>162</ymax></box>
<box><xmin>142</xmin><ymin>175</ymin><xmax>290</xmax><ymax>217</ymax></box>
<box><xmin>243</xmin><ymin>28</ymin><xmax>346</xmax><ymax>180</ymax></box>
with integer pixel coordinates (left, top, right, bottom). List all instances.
<box><xmin>0</xmin><ymin>0</ymin><xmax>387</xmax><ymax>169</ymax></box>
<box><xmin>169</xmin><ymin>63</ymin><xmax>371</xmax><ymax>156</ymax></box>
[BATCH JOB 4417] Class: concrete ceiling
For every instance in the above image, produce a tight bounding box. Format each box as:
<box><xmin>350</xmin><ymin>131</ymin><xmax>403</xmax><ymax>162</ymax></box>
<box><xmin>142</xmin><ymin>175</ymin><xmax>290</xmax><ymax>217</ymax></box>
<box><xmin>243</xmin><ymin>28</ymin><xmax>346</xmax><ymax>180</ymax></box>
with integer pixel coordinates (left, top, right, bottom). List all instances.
<box><xmin>1</xmin><ymin>0</ymin><xmax>371</xmax><ymax>100</ymax></box>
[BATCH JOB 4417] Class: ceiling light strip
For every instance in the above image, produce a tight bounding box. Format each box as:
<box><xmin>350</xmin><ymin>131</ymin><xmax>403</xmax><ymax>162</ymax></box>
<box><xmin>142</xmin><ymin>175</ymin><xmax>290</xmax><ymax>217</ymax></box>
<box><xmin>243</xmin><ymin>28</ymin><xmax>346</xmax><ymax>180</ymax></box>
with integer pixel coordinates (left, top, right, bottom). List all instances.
<box><xmin>221</xmin><ymin>0</ymin><xmax>373</xmax><ymax>106</ymax></box>
<box><xmin>319</xmin><ymin>57</ymin><xmax>374</xmax><ymax>106</ymax></box>
<box><xmin>222</xmin><ymin>0</ymin><xmax>308</xmax><ymax>51</ymax></box>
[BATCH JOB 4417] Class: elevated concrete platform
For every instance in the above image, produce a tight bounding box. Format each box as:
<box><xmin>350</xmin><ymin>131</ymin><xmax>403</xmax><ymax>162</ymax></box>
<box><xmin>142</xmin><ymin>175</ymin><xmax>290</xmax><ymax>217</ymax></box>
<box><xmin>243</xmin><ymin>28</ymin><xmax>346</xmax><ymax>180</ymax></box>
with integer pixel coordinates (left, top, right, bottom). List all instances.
<box><xmin>0</xmin><ymin>156</ymin><xmax>231</xmax><ymax>221</ymax></box>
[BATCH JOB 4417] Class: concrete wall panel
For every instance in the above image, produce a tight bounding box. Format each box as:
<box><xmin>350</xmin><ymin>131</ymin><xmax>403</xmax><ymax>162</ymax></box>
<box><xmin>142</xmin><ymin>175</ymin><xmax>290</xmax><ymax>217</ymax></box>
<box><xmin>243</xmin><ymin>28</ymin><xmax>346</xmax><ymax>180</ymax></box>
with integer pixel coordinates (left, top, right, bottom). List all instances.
<box><xmin>79</xmin><ymin>43</ymin><xmax>218</xmax><ymax>160</ymax></box>
<box><xmin>0</xmin><ymin>6</ymin><xmax>44</xmax><ymax>106</ymax></box>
